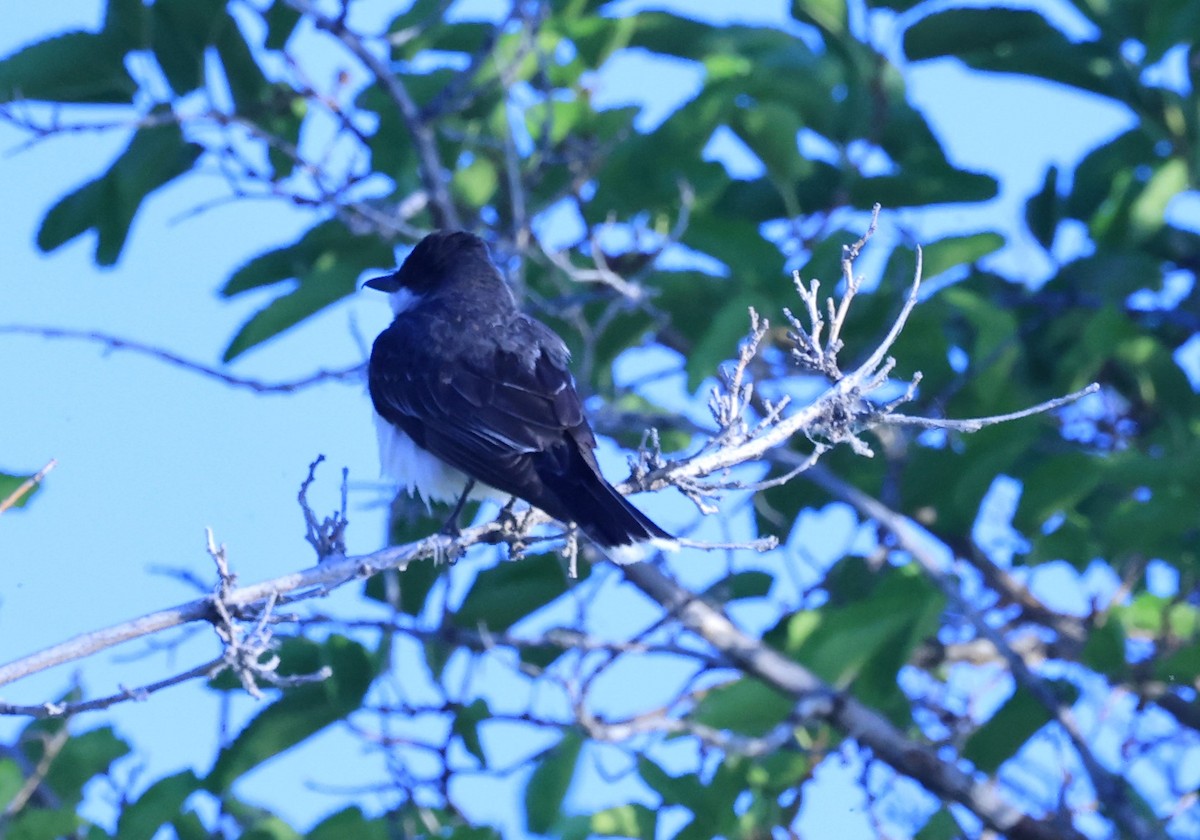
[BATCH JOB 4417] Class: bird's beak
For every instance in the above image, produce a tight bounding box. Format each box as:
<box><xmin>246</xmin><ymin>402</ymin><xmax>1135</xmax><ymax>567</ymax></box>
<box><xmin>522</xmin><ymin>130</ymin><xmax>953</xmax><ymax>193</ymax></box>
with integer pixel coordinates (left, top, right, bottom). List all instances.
<box><xmin>364</xmin><ymin>273</ymin><xmax>401</xmax><ymax>292</ymax></box>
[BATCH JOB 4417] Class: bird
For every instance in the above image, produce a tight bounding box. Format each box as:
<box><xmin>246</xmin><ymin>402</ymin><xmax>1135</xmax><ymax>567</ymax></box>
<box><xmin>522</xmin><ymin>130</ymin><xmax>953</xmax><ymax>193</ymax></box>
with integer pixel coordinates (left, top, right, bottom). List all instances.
<box><xmin>365</xmin><ymin>230</ymin><xmax>672</xmax><ymax>562</ymax></box>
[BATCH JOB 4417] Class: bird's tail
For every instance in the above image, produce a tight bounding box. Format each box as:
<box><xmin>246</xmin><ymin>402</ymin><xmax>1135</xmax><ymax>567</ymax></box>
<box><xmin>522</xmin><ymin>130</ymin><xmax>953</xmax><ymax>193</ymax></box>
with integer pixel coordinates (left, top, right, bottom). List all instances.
<box><xmin>566</xmin><ymin>469</ymin><xmax>675</xmax><ymax>562</ymax></box>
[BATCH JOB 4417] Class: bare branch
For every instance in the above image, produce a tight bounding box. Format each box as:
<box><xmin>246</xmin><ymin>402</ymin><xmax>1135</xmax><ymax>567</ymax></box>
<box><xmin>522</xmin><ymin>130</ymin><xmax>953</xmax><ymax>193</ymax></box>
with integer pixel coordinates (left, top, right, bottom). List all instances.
<box><xmin>299</xmin><ymin>456</ymin><xmax>350</xmax><ymax>560</ymax></box>
<box><xmin>0</xmin><ymin>325</ymin><xmax>364</xmax><ymax>393</ymax></box>
<box><xmin>288</xmin><ymin>0</ymin><xmax>462</xmax><ymax>229</ymax></box>
<box><xmin>0</xmin><ymin>659</ymin><xmax>225</xmax><ymax>719</ymax></box>
<box><xmin>620</xmin><ymin>561</ymin><xmax>1087</xmax><ymax>840</ymax></box>
<box><xmin>804</xmin><ymin>464</ymin><xmax>1165</xmax><ymax>840</ymax></box>
<box><xmin>882</xmin><ymin>383</ymin><xmax>1101</xmax><ymax>432</ymax></box>
<box><xmin>0</xmin><ymin>524</ymin><xmax>494</xmax><ymax>691</ymax></box>
<box><xmin>631</xmin><ymin>220</ymin><xmax>1094</xmax><ymax>494</ymax></box>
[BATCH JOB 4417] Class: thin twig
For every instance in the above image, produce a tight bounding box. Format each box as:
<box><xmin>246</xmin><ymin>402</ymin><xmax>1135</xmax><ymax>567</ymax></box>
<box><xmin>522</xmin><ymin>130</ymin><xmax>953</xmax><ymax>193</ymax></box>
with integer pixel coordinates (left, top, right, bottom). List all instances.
<box><xmin>289</xmin><ymin>0</ymin><xmax>462</xmax><ymax>229</ymax></box>
<box><xmin>2</xmin><ymin>723</ymin><xmax>70</xmax><ymax>815</ymax></box>
<box><xmin>0</xmin><ymin>325</ymin><xmax>364</xmax><ymax>393</ymax></box>
<box><xmin>0</xmin><ymin>658</ymin><xmax>225</xmax><ymax>719</ymax></box>
<box><xmin>299</xmin><ymin>455</ymin><xmax>349</xmax><ymax>560</ymax></box>
<box><xmin>882</xmin><ymin>383</ymin><xmax>1101</xmax><ymax>432</ymax></box>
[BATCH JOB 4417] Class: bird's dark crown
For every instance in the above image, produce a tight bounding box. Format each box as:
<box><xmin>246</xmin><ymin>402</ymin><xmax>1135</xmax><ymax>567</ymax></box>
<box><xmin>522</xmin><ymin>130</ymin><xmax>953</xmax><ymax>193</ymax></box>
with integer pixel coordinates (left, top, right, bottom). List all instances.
<box><xmin>368</xmin><ymin>230</ymin><xmax>494</xmax><ymax>295</ymax></box>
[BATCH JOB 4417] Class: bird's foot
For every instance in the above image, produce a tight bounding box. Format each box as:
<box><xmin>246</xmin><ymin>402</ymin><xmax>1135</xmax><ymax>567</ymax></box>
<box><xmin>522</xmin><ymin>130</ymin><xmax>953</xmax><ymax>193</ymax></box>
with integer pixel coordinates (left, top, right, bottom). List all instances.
<box><xmin>437</xmin><ymin>479</ymin><xmax>476</xmax><ymax>538</ymax></box>
<box><xmin>432</xmin><ymin>537</ymin><xmax>466</xmax><ymax>566</ymax></box>
<box><xmin>483</xmin><ymin>496</ymin><xmax>531</xmax><ymax>558</ymax></box>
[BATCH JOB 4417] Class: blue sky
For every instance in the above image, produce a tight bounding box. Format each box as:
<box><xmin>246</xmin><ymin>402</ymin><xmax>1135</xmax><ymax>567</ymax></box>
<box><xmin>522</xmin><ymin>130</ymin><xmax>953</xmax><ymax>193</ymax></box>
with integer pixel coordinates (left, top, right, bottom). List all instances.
<box><xmin>1</xmin><ymin>0</ymin><xmax>1186</xmax><ymax>836</ymax></box>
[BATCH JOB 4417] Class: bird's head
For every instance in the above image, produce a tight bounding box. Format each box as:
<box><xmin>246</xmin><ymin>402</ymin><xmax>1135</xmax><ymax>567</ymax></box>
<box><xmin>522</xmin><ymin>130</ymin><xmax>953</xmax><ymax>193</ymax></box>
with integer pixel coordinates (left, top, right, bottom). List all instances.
<box><xmin>364</xmin><ymin>230</ymin><xmax>493</xmax><ymax>314</ymax></box>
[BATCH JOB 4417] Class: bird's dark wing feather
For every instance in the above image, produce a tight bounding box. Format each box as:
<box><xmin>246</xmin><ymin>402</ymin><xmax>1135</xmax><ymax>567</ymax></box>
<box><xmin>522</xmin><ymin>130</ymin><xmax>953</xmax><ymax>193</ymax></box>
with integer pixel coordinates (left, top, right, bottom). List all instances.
<box><xmin>368</xmin><ymin>311</ymin><xmax>594</xmax><ymax>509</ymax></box>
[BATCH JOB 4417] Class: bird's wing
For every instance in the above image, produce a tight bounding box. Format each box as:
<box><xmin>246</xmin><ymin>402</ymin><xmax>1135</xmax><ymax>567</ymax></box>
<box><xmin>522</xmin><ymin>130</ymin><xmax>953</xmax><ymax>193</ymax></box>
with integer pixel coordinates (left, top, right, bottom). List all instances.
<box><xmin>369</xmin><ymin>313</ymin><xmax>595</xmax><ymax>498</ymax></box>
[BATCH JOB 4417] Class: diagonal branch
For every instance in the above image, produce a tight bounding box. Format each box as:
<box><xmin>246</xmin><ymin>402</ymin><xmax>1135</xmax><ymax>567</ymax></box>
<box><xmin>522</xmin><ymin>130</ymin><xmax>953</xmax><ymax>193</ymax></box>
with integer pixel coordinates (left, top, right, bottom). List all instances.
<box><xmin>0</xmin><ymin>528</ymin><xmax>488</xmax><ymax>691</ymax></box>
<box><xmin>805</xmin><ymin>464</ymin><xmax>1165</xmax><ymax>840</ymax></box>
<box><xmin>0</xmin><ymin>658</ymin><xmax>224</xmax><ymax>719</ymax></box>
<box><xmin>288</xmin><ymin>0</ymin><xmax>462</xmax><ymax>230</ymax></box>
<box><xmin>620</xmin><ymin>561</ymin><xmax>1087</xmax><ymax>840</ymax></box>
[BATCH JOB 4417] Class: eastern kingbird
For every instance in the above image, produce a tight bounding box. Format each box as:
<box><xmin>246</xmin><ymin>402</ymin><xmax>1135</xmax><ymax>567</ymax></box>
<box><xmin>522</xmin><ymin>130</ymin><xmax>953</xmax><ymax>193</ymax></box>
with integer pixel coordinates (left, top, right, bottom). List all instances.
<box><xmin>366</xmin><ymin>230</ymin><xmax>672</xmax><ymax>561</ymax></box>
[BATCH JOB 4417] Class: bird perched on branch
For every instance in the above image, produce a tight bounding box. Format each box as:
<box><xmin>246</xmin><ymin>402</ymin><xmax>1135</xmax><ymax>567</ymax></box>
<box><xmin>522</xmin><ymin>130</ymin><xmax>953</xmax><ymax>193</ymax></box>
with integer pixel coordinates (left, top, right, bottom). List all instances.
<box><xmin>365</xmin><ymin>230</ymin><xmax>672</xmax><ymax>562</ymax></box>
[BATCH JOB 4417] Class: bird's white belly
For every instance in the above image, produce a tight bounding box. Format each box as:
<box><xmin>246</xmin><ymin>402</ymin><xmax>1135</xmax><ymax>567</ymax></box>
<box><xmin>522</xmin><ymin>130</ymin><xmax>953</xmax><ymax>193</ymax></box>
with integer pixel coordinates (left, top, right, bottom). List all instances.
<box><xmin>374</xmin><ymin>413</ymin><xmax>504</xmax><ymax>506</ymax></box>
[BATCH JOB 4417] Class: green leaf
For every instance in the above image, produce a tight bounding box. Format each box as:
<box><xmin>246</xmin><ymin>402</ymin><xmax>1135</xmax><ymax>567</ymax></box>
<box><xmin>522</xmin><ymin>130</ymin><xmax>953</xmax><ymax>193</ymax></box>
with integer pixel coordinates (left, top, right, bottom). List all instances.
<box><xmin>232</xmin><ymin>818</ymin><xmax>300</xmax><ymax>840</ymax></box>
<box><xmin>791</xmin><ymin>0</ymin><xmax>848</xmax><ymax>34</ymax></box>
<box><xmin>1013</xmin><ymin>452</ymin><xmax>1105</xmax><ymax>533</ymax></box>
<box><xmin>264</xmin><ymin>0</ymin><xmax>303</xmax><ymax>51</ymax></box>
<box><xmin>785</xmin><ymin>568</ymin><xmax>943</xmax><ymax>689</ymax></box>
<box><xmin>905</xmin><ymin>8</ymin><xmax>1064</xmax><ymax>61</ymax></box>
<box><xmin>260</xmin><ymin>85</ymin><xmax>307</xmax><ymax>180</ymax></box>
<box><xmin>1082</xmin><ymin>620</ymin><xmax>1127</xmax><ymax>677</ymax></box>
<box><xmin>151</xmin><ymin>0</ymin><xmax>226</xmax><ymax>95</ymax></box>
<box><xmin>308</xmin><ymin>807</ymin><xmax>390</xmax><ymax>840</ymax></box>
<box><xmin>104</xmin><ymin>0</ymin><xmax>148</xmax><ymax>50</ymax></box>
<box><xmin>764</xmin><ymin>567</ymin><xmax>945</xmax><ymax>724</ymax></box>
<box><xmin>221</xmin><ymin>221</ymin><xmax>394</xmax><ymax>360</ymax></box>
<box><xmin>214</xmin><ymin>13</ymin><xmax>270</xmax><ymax>113</ymax></box>
<box><xmin>386</xmin><ymin>0</ymin><xmax>446</xmax><ymax>35</ymax></box>
<box><xmin>1128</xmin><ymin>158</ymin><xmax>1188</xmax><ymax>241</ymax></box>
<box><xmin>454</xmin><ymin>553</ymin><xmax>568</xmax><ymax>631</ymax></box>
<box><xmin>0</xmin><ymin>758</ymin><xmax>23</xmax><ymax>811</ymax></box>
<box><xmin>1121</xmin><ymin>594</ymin><xmax>1199</xmax><ymax>637</ymax></box>
<box><xmin>37</xmin><ymin>120</ymin><xmax>203</xmax><ymax>266</ymax></box>
<box><xmin>686</xmin><ymin>295</ymin><xmax>759</xmax><ymax>390</ymax></box>
<box><xmin>1055</xmin><ymin>251</ymin><xmax>1165</xmax><ymax>299</ymax></box>
<box><xmin>2</xmin><ymin>807</ymin><xmax>81</xmax><ymax>839</ymax></box>
<box><xmin>920</xmin><ymin>232</ymin><xmax>1005</xmax><ymax>279</ymax></box>
<box><xmin>1154</xmin><ymin>637</ymin><xmax>1200</xmax><ymax>684</ymax></box>
<box><xmin>518</xmin><ymin>641</ymin><xmax>567</xmax><ymax>671</ymax></box>
<box><xmin>1142</xmin><ymin>1</ymin><xmax>1200</xmax><ymax>63</ymax></box>
<box><xmin>692</xmin><ymin>678</ymin><xmax>793</xmax><ymax>737</ymax></box>
<box><xmin>205</xmin><ymin>636</ymin><xmax>375</xmax><ymax>791</ymax></box>
<box><xmin>452</xmin><ymin>156</ymin><xmax>500</xmax><ymax>207</ymax></box>
<box><xmin>637</xmin><ymin>757</ymin><xmax>711</xmax><ymax>812</ymax></box>
<box><xmin>590</xmin><ymin>804</ymin><xmax>657</xmax><ymax>839</ymax></box>
<box><xmin>0</xmin><ymin>472</ymin><xmax>40</xmax><ymax>510</ymax></box>
<box><xmin>451</xmin><ymin>699</ymin><xmax>490</xmax><ymax>766</ymax></box>
<box><xmin>963</xmin><ymin>680</ymin><xmax>1079</xmax><ymax>773</ymax></box>
<box><xmin>915</xmin><ymin>808</ymin><xmax>961</xmax><ymax>840</ymax></box>
<box><xmin>116</xmin><ymin>771</ymin><xmax>201</xmax><ymax>840</ymax></box>
<box><xmin>701</xmin><ymin>571</ymin><xmax>774</xmax><ymax>601</ymax></box>
<box><xmin>24</xmin><ymin>726</ymin><xmax>130</xmax><ymax>807</ymax></box>
<box><xmin>729</xmin><ymin>101</ymin><xmax>804</xmax><ymax>189</ymax></box>
<box><xmin>523</xmin><ymin>97</ymin><xmax>590</xmax><ymax>147</ymax></box>
<box><xmin>750</xmin><ymin>750</ymin><xmax>810</xmax><ymax>792</ymax></box>
<box><xmin>171</xmin><ymin>810</ymin><xmax>209</xmax><ymax>840</ymax></box>
<box><xmin>1066</xmin><ymin>129</ymin><xmax>1157</xmax><ymax>223</ymax></box>
<box><xmin>904</xmin><ymin>8</ymin><xmax>1135</xmax><ymax>100</ymax></box>
<box><xmin>1026</xmin><ymin>165</ymin><xmax>1060</xmax><ymax>250</ymax></box>
<box><xmin>851</xmin><ymin>168</ymin><xmax>998</xmax><ymax>209</ymax></box>
<box><xmin>524</xmin><ymin>730</ymin><xmax>582</xmax><ymax>834</ymax></box>
<box><xmin>0</xmin><ymin>31</ymin><xmax>135</xmax><ymax>103</ymax></box>
<box><xmin>421</xmin><ymin>22</ymin><xmax>496</xmax><ymax>57</ymax></box>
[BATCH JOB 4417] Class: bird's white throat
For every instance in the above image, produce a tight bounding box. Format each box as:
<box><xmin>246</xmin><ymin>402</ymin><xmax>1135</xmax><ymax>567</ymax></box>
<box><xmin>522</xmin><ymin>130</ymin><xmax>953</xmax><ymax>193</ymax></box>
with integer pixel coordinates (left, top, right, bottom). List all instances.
<box><xmin>388</xmin><ymin>287</ymin><xmax>420</xmax><ymax>315</ymax></box>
